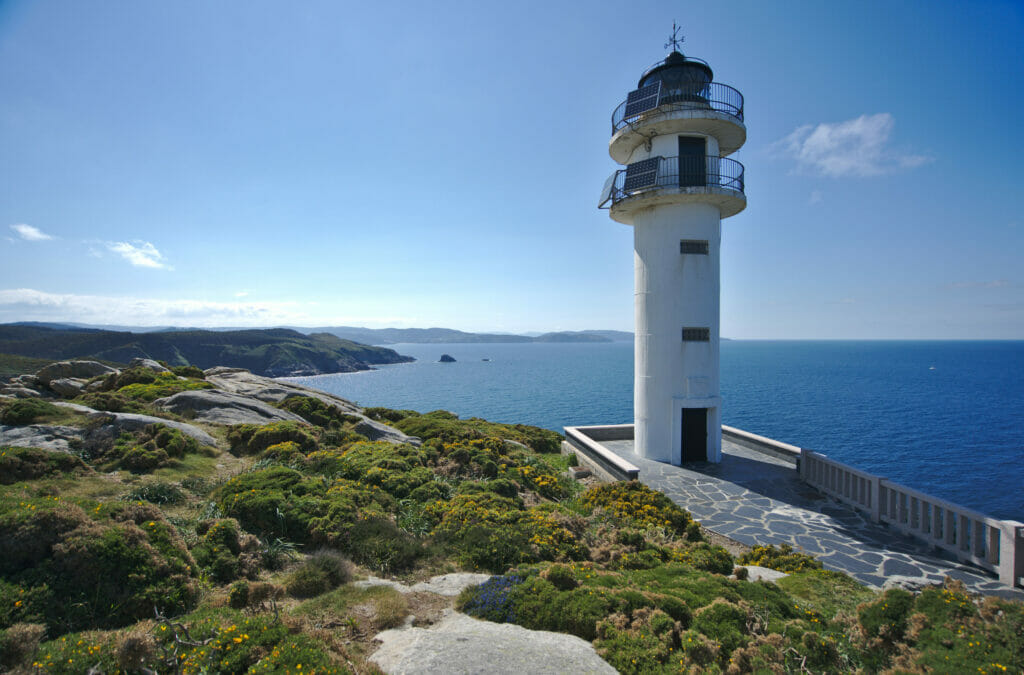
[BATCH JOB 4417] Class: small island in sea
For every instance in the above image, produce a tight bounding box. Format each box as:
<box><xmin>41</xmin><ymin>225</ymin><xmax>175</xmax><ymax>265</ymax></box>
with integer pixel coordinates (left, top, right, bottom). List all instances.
<box><xmin>1</xmin><ymin>357</ymin><xmax>1021</xmax><ymax>673</ymax></box>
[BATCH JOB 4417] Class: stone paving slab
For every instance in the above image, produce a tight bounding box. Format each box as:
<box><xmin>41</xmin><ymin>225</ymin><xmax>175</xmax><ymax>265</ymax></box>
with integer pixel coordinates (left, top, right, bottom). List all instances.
<box><xmin>603</xmin><ymin>439</ymin><xmax>1024</xmax><ymax>599</ymax></box>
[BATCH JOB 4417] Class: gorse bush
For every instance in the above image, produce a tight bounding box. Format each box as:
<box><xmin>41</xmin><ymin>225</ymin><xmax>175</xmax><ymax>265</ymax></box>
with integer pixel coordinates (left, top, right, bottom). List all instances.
<box><xmin>277</xmin><ymin>395</ymin><xmax>360</xmax><ymax>429</ymax></box>
<box><xmin>386</xmin><ymin>409</ymin><xmax>563</xmax><ymax>454</ymax></box>
<box><xmin>737</xmin><ymin>542</ymin><xmax>822</xmax><ymax>573</ymax></box>
<box><xmin>226</xmin><ymin>421</ymin><xmax>317</xmax><ymax>457</ymax></box>
<box><xmin>113</xmin><ymin>370</ymin><xmax>213</xmax><ymax>402</ymax></box>
<box><xmin>0</xmin><ymin>446</ymin><xmax>90</xmax><ymax>484</ymax></box>
<box><xmin>0</xmin><ymin>496</ymin><xmax>197</xmax><ymax>635</ymax></box>
<box><xmin>582</xmin><ymin>480</ymin><xmax>694</xmax><ymax>534</ymax></box>
<box><xmin>105</xmin><ymin>423</ymin><xmax>202</xmax><ymax>473</ymax></box>
<box><xmin>0</xmin><ymin>399</ymin><xmax>62</xmax><ymax>425</ymax></box>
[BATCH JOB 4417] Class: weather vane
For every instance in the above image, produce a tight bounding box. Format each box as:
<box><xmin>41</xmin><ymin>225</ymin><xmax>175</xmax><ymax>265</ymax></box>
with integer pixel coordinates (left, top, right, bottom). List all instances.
<box><xmin>664</xmin><ymin>21</ymin><xmax>684</xmax><ymax>51</ymax></box>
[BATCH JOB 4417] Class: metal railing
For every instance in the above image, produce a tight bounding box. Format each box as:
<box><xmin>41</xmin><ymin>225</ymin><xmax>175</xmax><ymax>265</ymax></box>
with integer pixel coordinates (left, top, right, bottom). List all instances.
<box><xmin>801</xmin><ymin>450</ymin><xmax>1024</xmax><ymax>587</ymax></box>
<box><xmin>599</xmin><ymin>155</ymin><xmax>744</xmax><ymax>209</ymax></box>
<box><xmin>612</xmin><ymin>81</ymin><xmax>744</xmax><ymax>133</ymax></box>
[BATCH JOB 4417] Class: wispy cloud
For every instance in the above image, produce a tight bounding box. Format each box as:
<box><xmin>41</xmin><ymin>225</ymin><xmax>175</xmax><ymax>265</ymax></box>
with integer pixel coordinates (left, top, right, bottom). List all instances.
<box><xmin>107</xmin><ymin>241</ymin><xmax>171</xmax><ymax>269</ymax></box>
<box><xmin>0</xmin><ymin>288</ymin><xmax>417</xmax><ymax>327</ymax></box>
<box><xmin>945</xmin><ymin>280</ymin><xmax>1011</xmax><ymax>289</ymax></box>
<box><xmin>774</xmin><ymin>113</ymin><xmax>931</xmax><ymax>177</ymax></box>
<box><xmin>808</xmin><ymin>190</ymin><xmax>823</xmax><ymax>205</ymax></box>
<box><xmin>9</xmin><ymin>224</ymin><xmax>54</xmax><ymax>241</ymax></box>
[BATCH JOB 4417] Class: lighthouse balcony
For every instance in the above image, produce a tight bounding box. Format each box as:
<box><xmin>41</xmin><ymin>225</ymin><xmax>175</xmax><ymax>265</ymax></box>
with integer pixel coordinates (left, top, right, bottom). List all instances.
<box><xmin>599</xmin><ymin>155</ymin><xmax>746</xmax><ymax>220</ymax></box>
<box><xmin>610</xmin><ymin>82</ymin><xmax>746</xmax><ymax>162</ymax></box>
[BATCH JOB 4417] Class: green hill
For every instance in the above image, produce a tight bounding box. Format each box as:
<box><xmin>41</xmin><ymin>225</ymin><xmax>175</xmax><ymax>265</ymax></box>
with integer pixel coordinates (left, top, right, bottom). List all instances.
<box><xmin>0</xmin><ymin>325</ymin><xmax>412</xmax><ymax>377</ymax></box>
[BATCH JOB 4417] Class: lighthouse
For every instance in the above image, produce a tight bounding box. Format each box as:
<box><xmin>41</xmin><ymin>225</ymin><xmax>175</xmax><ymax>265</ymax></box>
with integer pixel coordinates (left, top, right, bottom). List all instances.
<box><xmin>599</xmin><ymin>35</ymin><xmax>746</xmax><ymax>465</ymax></box>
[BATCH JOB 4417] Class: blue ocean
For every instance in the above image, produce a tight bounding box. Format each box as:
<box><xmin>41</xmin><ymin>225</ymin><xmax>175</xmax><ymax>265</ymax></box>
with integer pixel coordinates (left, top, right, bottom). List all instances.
<box><xmin>286</xmin><ymin>340</ymin><xmax>1024</xmax><ymax>521</ymax></box>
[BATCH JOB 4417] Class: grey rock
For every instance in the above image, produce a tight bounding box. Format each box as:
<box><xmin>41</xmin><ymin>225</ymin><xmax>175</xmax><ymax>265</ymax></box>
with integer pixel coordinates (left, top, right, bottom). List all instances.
<box><xmin>49</xmin><ymin>377</ymin><xmax>87</xmax><ymax>398</ymax></box>
<box><xmin>883</xmin><ymin>575</ymin><xmax>941</xmax><ymax>592</ymax></box>
<box><xmin>741</xmin><ymin>566</ymin><xmax>790</xmax><ymax>583</ymax></box>
<box><xmin>354</xmin><ymin>574</ymin><xmax>493</xmax><ymax>598</ymax></box>
<box><xmin>408</xmin><ymin>573</ymin><xmax>493</xmax><ymax>596</ymax></box>
<box><xmin>100</xmin><ymin>412</ymin><xmax>217</xmax><ymax>447</ymax></box>
<box><xmin>0</xmin><ymin>424</ymin><xmax>81</xmax><ymax>452</ymax></box>
<box><xmin>439</xmin><ymin>354</ymin><xmax>456</xmax><ymax>363</ymax></box>
<box><xmin>204</xmin><ymin>368</ymin><xmax>419</xmax><ymax>445</ymax></box>
<box><xmin>354</xmin><ymin>418</ymin><xmax>420</xmax><ymax>446</ymax></box>
<box><xmin>36</xmin><ymin>360</ymin><xmax>117</xmax><ymax>385</ymax></box>
<box><xmin>13</xmin><ymin>374</ymin><xmax>39</xmax><ymax>386</ymax></box>
<box><xmin>154</xmin><ymin>390</ymin><xmax>305</xmax><ymax>426</ymax></box>
<box><xmin>370</xmin><ymin>609</ymin><xmax>616</xmax><ymax>675</ymax></box>
<box><xmin>129</xmin><ymin>358</ymin><xmax>170</xmax><ymax>373</ymax></box>
<box><xmin>0</xmin><ymin>386</ymin><xmax>44</xmax><ymax>399</ymax></box>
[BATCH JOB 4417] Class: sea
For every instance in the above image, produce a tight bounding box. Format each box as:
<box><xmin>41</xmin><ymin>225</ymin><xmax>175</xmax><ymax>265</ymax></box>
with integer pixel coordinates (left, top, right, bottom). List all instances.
<box><xmin>285</xmin><ymin>340</ymin><xmax>1024</xmax><ymax>522</ymax></box>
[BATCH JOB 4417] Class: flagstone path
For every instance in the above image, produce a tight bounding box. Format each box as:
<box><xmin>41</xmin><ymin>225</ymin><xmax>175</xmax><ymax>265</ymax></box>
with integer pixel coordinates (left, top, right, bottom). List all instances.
<box><xmin>601</xmin><ymin>439</ymin><xmax>1024</xmax><ymax>599</ymax></box>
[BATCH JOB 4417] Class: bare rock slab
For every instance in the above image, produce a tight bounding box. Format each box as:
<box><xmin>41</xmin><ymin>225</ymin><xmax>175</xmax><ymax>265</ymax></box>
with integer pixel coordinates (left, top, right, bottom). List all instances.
<box><xmin>370</xmin><ymin>609</ymin><xmax>616</xmax><ymax>675</ymax></box>
<box><xmin>154</xmin><ymin>390</ymin><xmax>306</xmax><ymax>426</ymax></box>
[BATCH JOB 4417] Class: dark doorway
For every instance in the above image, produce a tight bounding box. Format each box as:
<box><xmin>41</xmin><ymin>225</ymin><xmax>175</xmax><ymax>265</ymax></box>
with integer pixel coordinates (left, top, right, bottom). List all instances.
<box><xmin>681</xmin><ymin>408</ymin><xmax>707</xmax><ymax>462</ymax></box>
<box><xmin>678</xmin><ymin>136</ymin><xmax>706</xmax><ymax>187</ymax></box>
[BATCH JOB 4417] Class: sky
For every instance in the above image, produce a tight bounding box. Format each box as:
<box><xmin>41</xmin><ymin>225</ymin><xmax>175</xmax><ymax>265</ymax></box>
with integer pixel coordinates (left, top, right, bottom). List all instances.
<box><xmin>1</xmin><ymin>0</ymin><xmax>1022</xmax><ymax>338</ymax></box>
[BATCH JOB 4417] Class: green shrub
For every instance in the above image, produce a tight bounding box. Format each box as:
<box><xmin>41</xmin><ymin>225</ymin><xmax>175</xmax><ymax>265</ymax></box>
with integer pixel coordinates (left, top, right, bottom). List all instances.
<box><xmin>286</xmin><ymin>565</ymin><xmax>332</xmax><ymax>598</ymax></box>
<box><xmin>105</xmin><ymin>424</ymin><xmax>201</xmax><ymax>473</ymax></box>
<box><xmin>582</xmin><ymin>480</ymin><xmax>694</xmax><ymax>535</ymax></box>
<box><xmin>170</xmin><ymin>365</ymin><xmax>206</xmax><ymax>379</ymax></box>
<box><xmin>278</xmin><ymin>395</ymin><xmax>360</xmax><ymax>429</ymax></box>
<box><xmin>390</xmin><ymin>410</ymin><xmax>562</xmax><ymax>453</ymax></box>
<box><xmin>363</xmin><ymin>407</ymin><xmax>416</xmax><ymax>423</ymax></box>
<box><xmin>738</xmin><ymin>543</ymin><xmax>822</xmax><ymax>573</ymax></box>
<box><xmin>101</xmin><ymin>367</ymin><xmax>157</xmax><ymax>390</ymax></box>
<box><xmin>215</xmin><ymin>466</ymin><xmax>392</xmax><ymax>545</ymax></box>
<box><xmin>114</xmin><ymin>370</ymin><xmax>212</xmax><ymax>402</ymax></box>
<box><xmin>315</xmin><ymin>441</ymin><xmax>435</xmax><ymax>499</ymax></box>
<box><xmin>858</xmin><ymin>587</ymin><xmax>914</xmax><ymax>641</ymax></box>
<box><xmin>674</xmin><ymin>542</ymin><xmax>735</xmax><ymax>575</ymax></box>
<box><xmin>691</xmin><ymin>598</ymin><xmax>750</xmax><ymax>656</ymax></box>
<box><xmin>191</xmin><ymin>519</ymin><xmax>260</xmax><ymax>583</ymax></box>
<box><xmin>121</xmin><ymin>480</ymin><xmax>185</xmax><ymax>505</ymax></box>
<box><xmin>543</xmin><ymin>563</ymin><xmax>578</xmax><ymax>590</ymax></box>
<box><xmin>0</xmin><ymin>446</ymin><xmax>89</xmax><ymax>484</ymax></box>
<box><xmin>0</xmin><ymin>399</ymin><xmax>62</xmax><ymax>425</ymax></box>
<box><xmin>226</xmin><ymin>421</ymin><xmax>317</xmax><ymax>456</ymax></box>
<box><xmin>348</xmin><ymin>517</ymin><xmax>423</xmax><ymax>574</ymax></box>
<box><xmin>0</xmin><ymin>496</ymin><xmax>197</xmax><ymax>635</ymax></box>
<box><xmin>73</xmin><ymin>391</ymin><xmax>146</xmax><ymax>413</ymax></box>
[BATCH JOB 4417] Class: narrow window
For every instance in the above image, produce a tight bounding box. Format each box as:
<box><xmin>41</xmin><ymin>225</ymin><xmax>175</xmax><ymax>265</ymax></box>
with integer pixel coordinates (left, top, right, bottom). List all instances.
<box><xmin>681</xmin><ymin>327</ymin><xmax>710</xmax><ymax>342</ymax></box>
<box><xmin>680</xmin><ymin>239</ymin><xmax>709</xmax><ymax>255</ymax></box>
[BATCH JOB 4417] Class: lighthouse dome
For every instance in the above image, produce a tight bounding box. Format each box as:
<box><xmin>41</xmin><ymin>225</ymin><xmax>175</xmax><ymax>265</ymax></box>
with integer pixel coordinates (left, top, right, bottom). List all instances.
<box><xmin>638</xmin><ymin>51</ymin><xmax>714</xmax><ymax>98</ymax></box>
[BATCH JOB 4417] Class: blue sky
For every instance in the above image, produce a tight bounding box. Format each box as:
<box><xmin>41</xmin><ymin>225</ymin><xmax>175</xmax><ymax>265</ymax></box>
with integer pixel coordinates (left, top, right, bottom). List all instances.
<box><xmin>1</xmin><ymin>0</ymin><xmax>1022</xmax><ymax>338</ymax></box>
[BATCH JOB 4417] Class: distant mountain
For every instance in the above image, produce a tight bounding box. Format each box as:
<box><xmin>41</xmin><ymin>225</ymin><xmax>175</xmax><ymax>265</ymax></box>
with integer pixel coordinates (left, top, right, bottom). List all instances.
<box><xmin>310</xmin><ymin>326</ymin><xmax>632</xmax><ymax>344</ymax></box>
<box><xmin>0</xmin><ymin>325</ymin><xmax>412</xmax><ymax>377</ymax></box>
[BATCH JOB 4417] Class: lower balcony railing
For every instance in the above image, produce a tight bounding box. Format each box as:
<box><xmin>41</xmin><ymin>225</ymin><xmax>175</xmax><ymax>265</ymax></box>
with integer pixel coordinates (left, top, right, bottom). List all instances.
<box><xmin>599</xmin><ymin>155</ymin><xmax>745</xmax><ymax>209</ymax></box>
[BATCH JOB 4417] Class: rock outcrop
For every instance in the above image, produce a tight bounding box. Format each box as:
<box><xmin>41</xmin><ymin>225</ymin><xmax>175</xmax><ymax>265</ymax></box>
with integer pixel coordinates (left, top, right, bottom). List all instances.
<box><xmin>439</xmin><ymin>354</ymin><xmax>456</xmax><ymax>363</ymax></box>
<box><xmin>370</xmin><ymin>609</ymin><xmax>617</xmax><ymax>675</ymax></box>
<box><xmin>154</xmin><ymin>390</ymin><xmax>306</xmax><ymax>426</ymax></box>
<box><xmin>35</xmin><ymin>360</ymin><xmax>117</xmax><ymax>385</ymax></box>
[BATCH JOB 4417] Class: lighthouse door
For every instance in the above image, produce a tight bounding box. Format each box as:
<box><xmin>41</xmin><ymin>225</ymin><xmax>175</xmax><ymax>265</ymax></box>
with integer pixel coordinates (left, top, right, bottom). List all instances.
<box><xmin>681</xmin><ymin>408</ymin><xmax>708</xmax><ymax>462</ymax></box>
<box><xmin>678</xmin><ymin>137</ymin><xmax>706</xmax><ymax>188</ymax></box>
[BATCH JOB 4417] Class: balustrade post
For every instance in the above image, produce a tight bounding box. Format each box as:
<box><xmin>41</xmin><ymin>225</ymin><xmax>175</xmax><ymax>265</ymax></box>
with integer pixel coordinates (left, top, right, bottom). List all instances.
<box><xmin>870</xmin><ymin>476</ymin><xmax>882</xmax><ymax>523</ymax></box>
<box><xmin>998</xmin><ymin>521</ymin><xmax>1024</xmax><ymax>588</ymax></box>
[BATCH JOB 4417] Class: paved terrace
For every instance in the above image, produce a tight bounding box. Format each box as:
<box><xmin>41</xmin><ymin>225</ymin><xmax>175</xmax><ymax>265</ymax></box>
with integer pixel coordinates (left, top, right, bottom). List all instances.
<box><xmin>601</xmin><ymin>438</ymin><xmax>1024</xmax><ymax>599</ymax></box>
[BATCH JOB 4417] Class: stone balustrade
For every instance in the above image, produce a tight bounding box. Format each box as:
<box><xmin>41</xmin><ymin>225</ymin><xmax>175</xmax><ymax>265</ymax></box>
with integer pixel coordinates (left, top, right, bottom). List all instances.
<box><xmin>800</xmin><ymin>449</ymin><xmax>1024</xmax><ymax>588</ymax></box>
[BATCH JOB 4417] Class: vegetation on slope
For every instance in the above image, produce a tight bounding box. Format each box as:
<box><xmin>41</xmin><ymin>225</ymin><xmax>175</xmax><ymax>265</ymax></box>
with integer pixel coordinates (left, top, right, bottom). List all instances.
<box><xmin>0</xmin><ymin>370</ymin><xmax>1022</xmax><ymax>674</ymax></box>
<box><xmin>0</xmin><ymin>325</ymin><xmax>412</xmax><ymax>377</ymax></box>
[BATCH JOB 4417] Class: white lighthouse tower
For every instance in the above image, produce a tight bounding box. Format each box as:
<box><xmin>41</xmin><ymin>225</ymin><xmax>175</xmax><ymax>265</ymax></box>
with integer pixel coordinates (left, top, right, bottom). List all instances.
<box><xmin>599</xmin><ymin>35</ymin><xmax>746</xmax><ymax>464</ymax></box>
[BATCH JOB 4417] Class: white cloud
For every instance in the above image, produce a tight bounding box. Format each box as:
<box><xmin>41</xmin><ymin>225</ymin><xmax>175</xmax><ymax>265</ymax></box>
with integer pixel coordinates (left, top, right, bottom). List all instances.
<box><xmin>0</xmin><ymin>288</ymin><xmax>418</xmax><ymax>328</ymax></box>
<box><xmin>10</xmin><ymin>224</ymin><xmax>54</xmax><ymax>241</ymax></box>
<box><xmin>774</xmin><ymin>113</ymin><xmax>931</xmax><ymax>177</ymax></box>
<box><xmin>107</xmin><ymin>241</ymin><xmax>171</xmax><ymax>269</ymax></box>
<box><xmin>234</xmin><ymin>291</ymin><xmax>250</xmax><ymax>298</ymax></box>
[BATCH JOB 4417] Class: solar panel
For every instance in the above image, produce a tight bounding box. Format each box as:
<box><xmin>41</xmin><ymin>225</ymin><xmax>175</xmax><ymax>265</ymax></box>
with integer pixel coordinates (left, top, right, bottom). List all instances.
<box><xmin>623</xmin><ymin>157</ymin><xmax>661</xmax><ymax>191</ymax></box>
<box><xmin>623</xmin><ymin>82</ymin><xmax>662</xmax><ymax>118</ymax></box>
<box><xmin>598</xmin><ymin>173</ymin><xmax>617</xmax><ymax>208</ymax></box>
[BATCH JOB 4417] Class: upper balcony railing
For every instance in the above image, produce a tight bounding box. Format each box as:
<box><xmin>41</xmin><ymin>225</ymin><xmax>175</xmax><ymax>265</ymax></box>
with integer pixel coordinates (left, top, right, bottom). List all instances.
<box><xmin>599</xmin><ymin>155</ymin><xmax>744</xmax><ymax>209</ymax></box>
<box><xmin>612</xmin><ymin>81</ymin><xmax>744</xmax><ymax>135</ymax></box>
